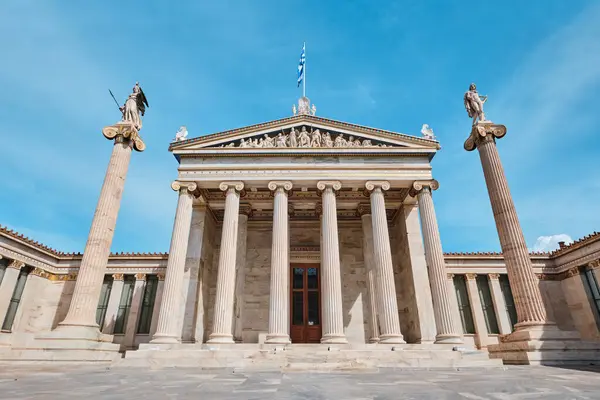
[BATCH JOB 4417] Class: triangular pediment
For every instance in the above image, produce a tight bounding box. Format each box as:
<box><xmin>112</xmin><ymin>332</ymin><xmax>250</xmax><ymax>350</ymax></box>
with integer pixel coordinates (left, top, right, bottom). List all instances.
<box><xmin>170</xmin><ymin>115</ymin><xmax>439</xmax><ymax>155</ymax></box>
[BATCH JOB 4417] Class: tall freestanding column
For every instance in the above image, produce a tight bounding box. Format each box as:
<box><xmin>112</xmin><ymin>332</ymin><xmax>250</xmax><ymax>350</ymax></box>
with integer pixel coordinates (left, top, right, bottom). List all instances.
<box><xmin>208</xmin><ymin>181</ymin><xmax>244</xmax><ymax>344</ymax></box>
<box><xmin>410</xmin><ymin>180</ymin><xmax>463</xmax><ymax>344</ymax></box>
<box><xmin>358</xmin><ymin>205</ymin><xmax>380</xmax><ymax>343</ymax></box>
<box><xmin>365</xmin><ymin>181</ymin><xmax>405</xmax><ymax>344</ymax></box>
<box><xmin>317</xmin><ymin>181</ymin><xmax>348</xmax><ymax>344</ymax></box>
<box><xmin>151</xmin><ymin>181</ymin><xmax>197</xmax><ymax>343</ymax></box>
<box><xmin>464</xmin><ymin>123</ymin><xmax>553</xmax><ymax>332</ymax></box>
<box><xmin>56</xmin><ymin>123</ymin><xmax>145</xmax><ymax>339</ymax></box>
<box><xmin>266</xmin><ymin>181</ymin><xmax>293</xmax><ymax>344</ymax></box>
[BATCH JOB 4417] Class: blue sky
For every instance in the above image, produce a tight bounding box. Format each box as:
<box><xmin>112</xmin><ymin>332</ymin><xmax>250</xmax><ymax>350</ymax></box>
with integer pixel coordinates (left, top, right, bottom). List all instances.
<box><xmin>1</xmin><ymin>1</ymin><xmax>599</xmax><ymax>253</ymax></box>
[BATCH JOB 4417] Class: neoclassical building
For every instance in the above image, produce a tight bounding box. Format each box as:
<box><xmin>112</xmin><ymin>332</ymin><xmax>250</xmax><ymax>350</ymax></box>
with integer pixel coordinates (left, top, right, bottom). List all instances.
<box><xmin>0</xmin><ymin>99</ymin><xmax>599</xmax><ymax>367</ymax></box>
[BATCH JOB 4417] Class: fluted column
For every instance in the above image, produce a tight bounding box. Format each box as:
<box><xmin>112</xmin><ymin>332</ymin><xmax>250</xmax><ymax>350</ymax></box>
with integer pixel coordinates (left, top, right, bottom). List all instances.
<box><xmin>233</xmin><ymin>204</ymin><xmax>250</xmax><ymax>342</ymax></box>
<box><xmin>102</xmin><ymin>274</ymin><xmax>124</xmax><ymax>334</ymax></box>
<box><xmin>57</xmin><ymin>124</ymin><xmax>145</xmax><ymax>336</ymax></box>
<box><xmin>266</xmin><ymin>181</ymin><xmax>293</xmax><ymax>344</ymax></box>
<box><xmin>151</xmin><ymin>181</ymin><xmax>197</xmax><ymax>343</ymax></box>
<box><xmin>410</xmin><ymin>180</ymin><xmax>462</xmax><ymax>344</ymax></box>
<box><xmin>365</xmin><ymin>181</ymin><xmax>405</xmax><ymax>344</ymax></box>
<box><xmin>358</xmin><ymin>205</ymin><xmax>380</xmax><ymax>343</ymax></box>
<box><xmin>317</xmin><ymin>181</ymin><xmax>347</xmax><ymax>344</ymax></box>
<box><xmin>208</xmin><ymin>181</ymin><xmax>244</xmax><ymax>344</ymax></box>
<box><xmin>465</xmin><ymin>123</ymin><xmax>552</xmax><ymax>330</ymax></box>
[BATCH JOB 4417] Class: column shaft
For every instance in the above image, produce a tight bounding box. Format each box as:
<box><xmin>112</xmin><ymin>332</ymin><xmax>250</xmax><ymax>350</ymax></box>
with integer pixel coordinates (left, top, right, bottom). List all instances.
<box><xmin>475</xmin><ymin>133</ymin><xmax>550</xmax><ymax>328</ymax></box>
<box><xmin>488</xmin><ymin>274</ymin><xmax>512</xmax><ymax>335</ymax></box>
<box><xmin>124</xmin><ymin>274</ymin><xmax>146</xmax><ymax>348</ymax></box>
<box><xmin>149</xmin><ymin>275</ymin><xmax>165</xmax><ymax>336</ymax></box>
<box><xmin>59</xmin><ymin>138</ymin><xmax>133</xmax><ymax>329</ymax></box>
<box><xmin>102</xmin><ymin>274</ymin><xmax>124</xmax><ymax>334</ymax></box>
<box><xmin>151</xmin><ymin>182</ymin><xmax>196</xmax><ymax>343</ymax></box>
<box><xmin>465</xmin><ymin>274</ymin><xmax>489</xmax><ymax>348</ymax></box>
<box><xmin>360</xmin><ymin>212</ymin><xmax>380</xmax><ymax>343</ymax></box>
<box><xmin>318</xmin><ymin>181</ymin><xmax>347</xmax><ymax>344</ymax></box>
<box><xmin>233</xmin><ymin>209</ymin><xmax>249</xmax><ymax>342</ymax></box>
<box><xmin>414</xmin><ymin>184</ymin><xmax>462</xmax><ymax>344</ymax></box>
<box><xmin>208</xmin><ymin>183</ymin><xmax>243</xmax><ymax>343</ymax></box>
<box><xmin>266</xmin><ymin>182</ymin><xmax>292</xmax><ymax>344</ymax></box>
<box><xmin>368</xmin><ymin>183</ymin><xmax>404</xmax><ymax>344</ymax></box>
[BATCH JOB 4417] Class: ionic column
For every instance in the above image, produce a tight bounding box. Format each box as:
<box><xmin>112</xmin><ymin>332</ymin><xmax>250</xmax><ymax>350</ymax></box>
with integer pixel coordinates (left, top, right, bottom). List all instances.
<box><xmin>233</xmin><ymin>204</ymin><xmax>251</xmax><ymax>342</ymax></box>
<box><xmin>358</xmin><ymin>204</ymin><xmax>380</xmax><ymax>343</ymax></box>
<box><xmin>0</xmin><ymin>260</ymin><xmax>25</xmax><ymax>325</ymax></box>
<box><xmin>317</xmin><ymin>181</ymin><xmax>347</xmax><ymax>344</ymax></box>
<box><xmin>266</xmin><ymin>181</ymin><xmax>293</xmax><ymax>344</ymax></box>
<box><xmin>208</xmin><ymin>181</ymin><xmax>244</xmax><ymax>344</ymax></box>
<box><xmin>465</xmin><ymin>123</ymin><xmax>552</xmax><ymax>330</ymax></box>
<box><xmin>149</xmin><ymin>273</ymin><xmax>165</xmax><ymax>336</ymax></box>
<box><xmin>410</xmin><ymin>180</ymin><xmax>462</xmax><ymax>344</ymax></box>
<box><xmin>151</xmin><ymin>181</ymin><xmax>197</xmax><ymax>344</ymax></box>
<box><xmin>465</xmin><ymin>273</ymin><xmax>489</xmax><ymax>348</ymax></box>
<box><xmin>124</xmin><ymin>273</ymin><xmax>146</xmax><ymax>348</ymax></box>
<box><xmin>488</xmin><ymin>274</ymin><xmax>512</xmax><ymax>335</ymax></box>
<box><xmin>365</xmin><ymin>181</ymin><xmax>405</xmax><ymax>344</ymax></box>
<box><xmin>57</xmin><ymin>124</ymin><xmax>144</xmax><ymax>336</ymax></box>
<box><xmin>102</xmin><ymin>274</ymin><xmax>124</xmax><ymax>334</ymax></box>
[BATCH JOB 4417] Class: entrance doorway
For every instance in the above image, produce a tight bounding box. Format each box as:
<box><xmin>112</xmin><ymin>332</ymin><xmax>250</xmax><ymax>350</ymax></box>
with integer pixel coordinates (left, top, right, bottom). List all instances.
<box><xmin>290</xmin><ymin>264</ymin><xmax>322</xmax><ymax>343</ymax></box>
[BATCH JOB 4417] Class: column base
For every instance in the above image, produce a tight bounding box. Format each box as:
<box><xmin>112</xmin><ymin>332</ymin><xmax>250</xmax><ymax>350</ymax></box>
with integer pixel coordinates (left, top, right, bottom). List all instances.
<box><xmin>379</xmin><ymin>334</ymin><xmax>405</xmax><ymax>344</ymax></box>
<box><xmin>265</xmin><ymin>334</ymin><xmax>291</xmax><ymax>344</ymax></box>
<box><xmin>321</xmin><ymin>334</ymin><xmax>348</xmax><ymax>344</ymax></box>
<box><xmin>368</xmin><ymin>337</ymin><xmax>380</xmax><ymax>344</ymax></box>
<box><xmin>39</xmin><ymin>324</ymin><xmax>113</xmax><ymax>343</ymax></box>
<box><xmin>207</xmin><ymin>333</ymin><xmax>235</xmax><ymax>344</ymax></box>
<box><xmin>150</xmin><ymin>334</ymin><xmax>181</xmax><ymax>344</ymax></box>
<box><xmin>434</xmin><ymin>334</ymin><xmax>464</xmax><ymax>345</ymax></box>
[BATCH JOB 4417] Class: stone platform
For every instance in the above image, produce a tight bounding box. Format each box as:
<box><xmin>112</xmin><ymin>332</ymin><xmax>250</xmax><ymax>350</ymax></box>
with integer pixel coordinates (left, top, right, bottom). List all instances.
<box><xmin>117</xmin><ymin>343</ymin><xmax>504</xmax><ymax>370</ymax></box>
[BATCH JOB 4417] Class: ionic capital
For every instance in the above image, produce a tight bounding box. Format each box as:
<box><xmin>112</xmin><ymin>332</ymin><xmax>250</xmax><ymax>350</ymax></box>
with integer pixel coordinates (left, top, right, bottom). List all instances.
<box><xmin>464</xmin><ymin>122</ymin><xmax>507</xmax><ymax>152</ymax></box>
<box><xmin>316</xmin><ymin>181</ymin><xmax>342</xmax><ymax>193</ymax></box>
<box><xmin>365</xmin><ymin>181</ymin><xmax>390</xmax><ymax>192</ymax></box>
<box><xmin>219</xmin><ymin>181</ymin><xmax>245</xmax><ymax>194</ymax></box>
<box><xmin>488</xmin><ymin>273</ymin><xmax>500</xmax><ymax>280</ymax></box>
<box><xmin>268</xmin><ymin>181</ymin><xmax>293</xmax><ymax>193</ymax></box>
<box><xmin>465</xmin><ymin>273</ymin><xmax>477</xmax><ymax>281</ymax></box>
<box><xmin>357</xmin><ymin>203</ymin><xmax>371</xmax><ymax>217</ymax></box>
<box><xmin>135</xmin><ymin>273</ymin><xmax>147</xmax><ymax>281</ymax></box>
<box><xmin>102</xmin><ymin>122</ymin><xmax>146</xmax><ymax>152</ymax></box>
<box><xmin>409</xmin><ymin>180</ymin><xmax>439</xmax><ymax>197</ymax></box>
<box><xmin>112</xmin><ymin>273</ymin><xmax>124</xmax><ymax>281</ymax></box>
<box><xmin>8</xmin><ymin>260</ymin><xmax>25</xmax><ymax>270</ymax></box>
<box><xmin>171</xmin><ymin>181</ymin><xmax>198</xmax><ymax>195</ymax></box>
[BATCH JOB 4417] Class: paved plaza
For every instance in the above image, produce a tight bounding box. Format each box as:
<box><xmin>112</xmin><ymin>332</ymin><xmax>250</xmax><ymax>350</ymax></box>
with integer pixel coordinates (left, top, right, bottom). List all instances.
<box><xmin>0</xmin><ymin>366</ymin><xmax>599</xmax><ymax>399</ymax></box>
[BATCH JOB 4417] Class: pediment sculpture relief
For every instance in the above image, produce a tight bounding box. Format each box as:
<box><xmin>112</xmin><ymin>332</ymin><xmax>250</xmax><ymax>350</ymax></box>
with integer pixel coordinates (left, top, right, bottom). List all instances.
<box><xmin>217</xmin><ymin>126</ymin><xmax>389</xmax><ymax>149</ymax></box>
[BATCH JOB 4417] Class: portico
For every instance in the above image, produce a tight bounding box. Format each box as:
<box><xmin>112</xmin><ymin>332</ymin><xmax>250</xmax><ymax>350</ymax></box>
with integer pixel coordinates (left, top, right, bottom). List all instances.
<box><xmin>150</xmin><ymin>107</ymin><xmax>463</xmax><ymax>346</ymax></box>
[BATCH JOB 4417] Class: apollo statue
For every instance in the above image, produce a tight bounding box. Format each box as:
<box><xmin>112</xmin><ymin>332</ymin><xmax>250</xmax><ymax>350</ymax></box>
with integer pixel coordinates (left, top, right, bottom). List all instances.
<box><xmin>120</xmin><ymin>82</ymin><xmax>149</xmax><ymax>131</ymax></box>
<box><xmin>464</xmin><ymin>83</ymin><xmax>487</xmax><ymax>126</ymax></box>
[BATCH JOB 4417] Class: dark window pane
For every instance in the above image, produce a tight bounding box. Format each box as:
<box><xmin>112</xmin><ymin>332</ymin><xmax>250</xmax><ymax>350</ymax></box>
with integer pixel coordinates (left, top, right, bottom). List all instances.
<box><xmin>307</xmin><ymin>291</ymin><xmax>319</xmax><ymax>325</ymax></box>
<box><xmin>292</xmin><ymin>292</ymin><xmax>304</xmax><ymax>325</ymax></box>
<box><xmin>582</xmin><ymin>269</ymin><xmax>600</xmax><ymax>330</ymax></box>
<box><xmin>499</xmin><ymin>275</ymin><xmax>518</xmax><ymax>330</ymax></box>
<box><xmin>293</xmin><ymin>268</ymin><xmax>304</xmax><ymax>289</ymax></box>
<box><xmin>307</xmin><ymin>267</ymin><xmax>318</xmax><ymax>289</ymax></box>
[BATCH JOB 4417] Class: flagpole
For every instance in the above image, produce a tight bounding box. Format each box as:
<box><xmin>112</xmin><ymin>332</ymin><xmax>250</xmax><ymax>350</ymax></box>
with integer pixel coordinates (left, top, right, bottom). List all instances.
<box><xmin>303</xmin><ymin>41</ymin><xmax>306</xmax><ymax>98</ymax></box>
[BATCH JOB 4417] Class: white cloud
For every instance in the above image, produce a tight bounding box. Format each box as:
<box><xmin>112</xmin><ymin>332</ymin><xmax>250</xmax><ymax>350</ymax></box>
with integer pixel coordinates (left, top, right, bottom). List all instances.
<box><xmin>531</xmin><ymin>234</ymin><xmax>573</xmax><ymax>252</ymax></box>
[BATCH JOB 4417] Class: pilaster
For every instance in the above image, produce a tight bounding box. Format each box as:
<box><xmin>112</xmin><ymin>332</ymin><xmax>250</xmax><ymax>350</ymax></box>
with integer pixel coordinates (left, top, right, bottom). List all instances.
<box><xmin>233</xmin><ymin>203</ymin><xmax>251</xmax><ymax>342</ymax></box>
<box><xmin>465</xmin><ymin>273</ymin><xmax>489</xmax><ymax>349</ymax></box>
<box><xmin>358</xmin><ymin>205</ymin><xmax>379</xmax><ymax>343</ymax></box>
<box><xmin>124</xmin><ymin>274</ymin><xmax>146</xmax><ymax>348</ymax></box>
<box><xmin>150</xmin><ymin>273</ymin><xmax>165</xmax><ymax>337</ymax></box>
<box><xmin>102</xmin><ymin>274</ymin><xmax>124</xmax><ymax>334</ymax></box>
<box><xmin>0</xmin><ymin>261</ymin><xmax>24</xmax><ymax>326</ymax></box>
<box><xmin>488</xmin><ymin>274</ymin><xmax>512</xmax><ymax>335</ymax></box>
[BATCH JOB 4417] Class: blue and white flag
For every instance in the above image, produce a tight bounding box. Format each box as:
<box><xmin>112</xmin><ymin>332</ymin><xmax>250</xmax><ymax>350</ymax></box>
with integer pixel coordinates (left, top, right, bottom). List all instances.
<box><xmin>297</xmin><ymin>43</ymin><xmax>305</xmax><ymax>87</ymax></box>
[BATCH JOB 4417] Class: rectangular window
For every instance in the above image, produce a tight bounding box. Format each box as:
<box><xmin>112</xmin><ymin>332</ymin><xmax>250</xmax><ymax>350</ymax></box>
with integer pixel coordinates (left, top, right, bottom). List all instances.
<box><xmin>95</xmin><ymin>276</ymin><xmax>113</xmax><ymax>328</ymax></box>
<box><xmin>582</xmin><ymin>268</ymin><xmax>600</xmax><ymax>328</ymax></box>
<box><xmin>137</xmin><ymin>275</ymin><xmax>158</xmax><ymax>334</ymax></box>
<box><xmin>2</xmin><ymin>268</ymin><xmax>29</xmax><ymax>331</ymax></box>
<box><xmin>113</xmin><ymin>276</ymin><xmax>135</xmax><ymax>334</ymax></box>
<box><xmin>476</xmin><ymin>275</ymin><xmax>500</xmax><ymax>334</ymax></box>
<box><xmin>453</xmin><ymin>275</ymin><xmax>476</xmax><ymax>334</ymax></box>
<box><xmin>499</xmin><ymin>274</ymin><xmax>518</xmax><ymax>330</ymax></box>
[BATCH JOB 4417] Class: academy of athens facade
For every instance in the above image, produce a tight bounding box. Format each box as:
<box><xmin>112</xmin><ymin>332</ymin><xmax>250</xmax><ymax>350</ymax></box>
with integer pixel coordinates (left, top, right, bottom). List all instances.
<box><xmin>1</xmin><ymin>98</ymin><xmax>600</xmax><ymax>367</ymax></box>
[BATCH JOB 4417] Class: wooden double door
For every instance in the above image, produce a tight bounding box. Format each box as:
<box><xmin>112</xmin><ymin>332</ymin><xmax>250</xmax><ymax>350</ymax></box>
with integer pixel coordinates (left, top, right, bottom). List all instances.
<box><xmin>290</xmin><ymin>264</ymin><xmax>322</xmax><ymax>343</ymax></box>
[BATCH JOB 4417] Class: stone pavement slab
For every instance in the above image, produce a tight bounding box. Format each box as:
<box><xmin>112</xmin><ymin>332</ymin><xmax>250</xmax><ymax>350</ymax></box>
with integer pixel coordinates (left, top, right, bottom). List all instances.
<box><xmin>0</xmin><ymin>366</ymin><xmax>599</xmax><ymax>399</ymax></box>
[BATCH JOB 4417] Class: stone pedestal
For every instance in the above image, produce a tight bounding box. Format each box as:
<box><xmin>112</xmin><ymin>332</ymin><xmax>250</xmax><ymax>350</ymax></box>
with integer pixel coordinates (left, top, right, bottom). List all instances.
<box><xmin>466</xmin><ymin>122</ymin><xmax>600</xmax><ymax>364</ymax></box>
<box><xmin>265</xmin><ymin>181</ymin><xmax>292</xmax><ymax>344</ymax></box>
<box><xmin>317</xmin><ymin>181</ymin><xmax>348</xmax><ymax>344</ymax></box>
<box><xmin>208</xmin><ymin>182</ymin><xmax>244</xmax><ymax>344</ymax></box>
<box><xmin>152</xmin><ymin>181</ymin><xmax>197</xmax><ymax>344</ymax></box>
<box><xmin>410</xmin><ymin>181</ymin><xmax>462</xmax><ymax>344</ymax></box>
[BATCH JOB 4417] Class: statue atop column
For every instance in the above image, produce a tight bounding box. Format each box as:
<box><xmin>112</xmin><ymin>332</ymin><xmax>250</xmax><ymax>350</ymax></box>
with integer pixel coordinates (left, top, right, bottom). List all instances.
<box><xmin>464</xmin><ymin>83</ymin><xmax>487</xmax><ymax>125</ymax></box>
<box><xmin>120</xmin><ymin>82</ymin><xmax>149</xmax><ymax>131</ymax></box>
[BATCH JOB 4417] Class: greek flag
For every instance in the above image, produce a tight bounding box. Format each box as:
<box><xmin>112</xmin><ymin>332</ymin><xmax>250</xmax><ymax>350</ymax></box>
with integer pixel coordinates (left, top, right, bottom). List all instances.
<box><xmin>297</xmin><ymin>43</ymin><xmax>305</xmax><ymax>87</ymax></box>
